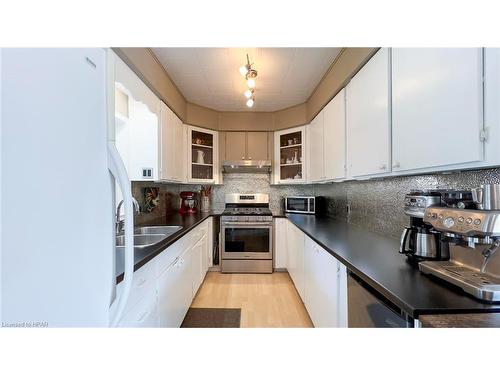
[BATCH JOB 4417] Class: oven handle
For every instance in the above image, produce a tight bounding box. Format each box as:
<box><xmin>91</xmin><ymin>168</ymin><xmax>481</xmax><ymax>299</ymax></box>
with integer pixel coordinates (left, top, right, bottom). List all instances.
<box><xmin>221</xmin><ymin>222</ymin><xmax>272</xmax><ymax>227</ymax></box>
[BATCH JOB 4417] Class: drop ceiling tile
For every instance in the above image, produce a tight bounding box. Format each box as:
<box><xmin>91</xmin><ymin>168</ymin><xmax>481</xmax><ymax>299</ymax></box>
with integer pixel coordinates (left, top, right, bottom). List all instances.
<box><xmin>152</xmin><ymin>47</ymin><xmax>341</xmax><ymax>111</ymax></box>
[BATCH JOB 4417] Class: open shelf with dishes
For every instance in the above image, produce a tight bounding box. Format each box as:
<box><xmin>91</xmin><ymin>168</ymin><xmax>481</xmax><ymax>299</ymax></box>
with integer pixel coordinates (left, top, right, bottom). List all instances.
<box><xmin>274</xmin><ymin>126</ymin><xmax>306</xmax><ymax>184</ymax></box>
<box><xmin>188</xmin><ymin>126</ymin><xmax>219</xmax><ymax>183</ymax></box>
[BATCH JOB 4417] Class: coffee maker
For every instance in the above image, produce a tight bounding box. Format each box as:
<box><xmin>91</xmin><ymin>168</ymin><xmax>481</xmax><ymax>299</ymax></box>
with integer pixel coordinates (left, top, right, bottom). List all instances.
<box><xmin>419</xmin><ymin>184</ymin><xmax>500</xmax><ymax>302</ymax></box>
<box><xmin>400</xmin><ymin>190</ymin><xmax>450</xmax><ymax>261</ymax></box>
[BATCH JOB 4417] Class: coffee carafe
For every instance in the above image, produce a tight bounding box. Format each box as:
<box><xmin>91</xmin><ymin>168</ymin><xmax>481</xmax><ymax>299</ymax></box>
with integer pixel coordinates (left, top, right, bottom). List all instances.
<box><xmin>400</xmin><ymin>191</ymin><xmax>449</xmax><ymax>261</ymax></box>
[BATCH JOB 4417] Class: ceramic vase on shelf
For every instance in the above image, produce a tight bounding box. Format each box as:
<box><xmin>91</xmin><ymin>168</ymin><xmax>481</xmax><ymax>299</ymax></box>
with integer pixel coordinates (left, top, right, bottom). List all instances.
<box><xmin>196</xmin><ymin>150</ymin><xmax>205</xmax><ymax>164</ymax></box>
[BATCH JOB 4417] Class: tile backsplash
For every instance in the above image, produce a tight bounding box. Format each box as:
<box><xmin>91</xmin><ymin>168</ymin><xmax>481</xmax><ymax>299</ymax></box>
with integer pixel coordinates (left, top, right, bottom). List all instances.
<box><xmin>314</xmin><ymin>167</ymin><xmax>500</xmax><ymax>238</ymax></box>
<box><xmin>132</xmin><ymin>168</ymin><xmax>500</xmax><ymax>239</ymax></box>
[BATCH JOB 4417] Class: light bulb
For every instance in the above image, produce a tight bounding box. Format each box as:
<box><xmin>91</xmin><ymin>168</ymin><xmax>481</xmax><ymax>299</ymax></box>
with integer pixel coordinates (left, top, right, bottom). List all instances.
<box><xmin>247</xmin><ymin>78</ymin><xmax>256</xmax><ymax>89</ymax></box>
<box><xmin>246</xmin><ymin>98</ymin><xmax>254</xmax><ymax>108</ymax></box>
<box><xmin>244</xmin><ymin>90</ymin><xmax>253</xmax><ymax>99</ymax></box>
<box><xmin>239</xmin><ymin>65</ymin><xmax>248</xmax><ymax>76</ymax></box>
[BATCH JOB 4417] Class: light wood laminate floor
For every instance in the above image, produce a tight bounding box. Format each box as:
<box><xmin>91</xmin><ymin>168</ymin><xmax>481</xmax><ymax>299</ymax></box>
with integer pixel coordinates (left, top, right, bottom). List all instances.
<box><xmin>191</xmin><ymin>271</ymin><xmax>313</xmax><ymax>328</ymax></box>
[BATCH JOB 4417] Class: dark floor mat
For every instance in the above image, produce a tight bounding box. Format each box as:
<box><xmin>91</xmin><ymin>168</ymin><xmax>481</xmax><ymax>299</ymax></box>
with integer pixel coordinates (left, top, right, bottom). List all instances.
<box><xmin>181</xmin><ymin>308</ymin><xmax>241</xmax><ymax>328</ymax></box>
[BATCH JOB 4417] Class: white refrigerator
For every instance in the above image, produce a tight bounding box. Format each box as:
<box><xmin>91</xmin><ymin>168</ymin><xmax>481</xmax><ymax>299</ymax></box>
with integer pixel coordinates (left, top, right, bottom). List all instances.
<box><xmin>0</xmin><ymin>48</ymin><xmax>135</xmax><ymax>327</ymax></box>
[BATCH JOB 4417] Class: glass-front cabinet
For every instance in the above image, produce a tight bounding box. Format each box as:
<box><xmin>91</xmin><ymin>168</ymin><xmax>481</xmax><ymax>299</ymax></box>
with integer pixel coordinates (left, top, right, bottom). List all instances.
<box><xmin>274</xmin><ymin>126</ymin><xmax>307</xmax><ymax>184</ymax></box>
<box><xmin>187</xmin><ymin>125</ymin><xmax>219</xmax><ymax>183</ymax></box>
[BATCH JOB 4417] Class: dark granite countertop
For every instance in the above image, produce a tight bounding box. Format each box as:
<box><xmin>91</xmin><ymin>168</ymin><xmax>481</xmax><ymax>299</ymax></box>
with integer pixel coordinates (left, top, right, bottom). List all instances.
<box><xmin>286</xmin><ymin>214</ymin><xmax>500</xmax><ymax>319</ymax></box>
<box><xmin>115</xmin><ymin>211</ymin><xmax>221</xmax><ymax>283</ymax></box>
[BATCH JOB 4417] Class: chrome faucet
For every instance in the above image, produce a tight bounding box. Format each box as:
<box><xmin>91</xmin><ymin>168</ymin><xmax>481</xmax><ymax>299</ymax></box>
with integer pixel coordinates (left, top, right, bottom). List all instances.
<box><xmin>116</xmin><ymin>197</ymin><xmax>140</xmax><ymax>234</ymax></box>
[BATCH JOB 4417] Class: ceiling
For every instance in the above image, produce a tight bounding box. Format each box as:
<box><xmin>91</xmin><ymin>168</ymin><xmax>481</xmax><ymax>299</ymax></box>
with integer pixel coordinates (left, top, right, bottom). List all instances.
<box><xmin>152</xmin><ymin>48</ymin><xmax>342</xmax><ymax>112</ymax></box>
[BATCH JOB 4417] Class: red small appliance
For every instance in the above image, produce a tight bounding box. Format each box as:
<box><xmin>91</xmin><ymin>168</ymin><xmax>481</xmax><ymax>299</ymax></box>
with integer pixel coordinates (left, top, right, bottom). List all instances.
<box><xmin>179</xmin><ymin>191</ymin><xmax>197</xmax><ymax>214</ymax></box>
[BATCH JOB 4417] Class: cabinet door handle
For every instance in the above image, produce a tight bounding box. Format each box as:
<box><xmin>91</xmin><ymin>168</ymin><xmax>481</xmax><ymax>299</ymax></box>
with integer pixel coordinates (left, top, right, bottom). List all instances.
<box><xmin>393</xmin><ymin>162</ymin><xmax>400</xmax><ymax>168</ymax></box>
<box><xmin>136</xmin><ymin>277</ymin><xmax>147</xmax><ymax>287</ymax></box>
<box><xmin>379</xmin><ymin>164</ymin><xmax>387</xmax><ymax>170</ymax></box>
<box><xmin>248</xmin><ymin>156</ymin><xmax>252</xmax><ymax>160</ymax></box>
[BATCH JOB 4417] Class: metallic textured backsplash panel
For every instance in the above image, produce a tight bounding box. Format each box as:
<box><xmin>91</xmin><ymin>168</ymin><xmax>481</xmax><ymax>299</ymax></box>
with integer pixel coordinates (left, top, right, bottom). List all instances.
<box><xmin>314</xmin><ymin>168</ymin><xmax>500</xmax><ymax>238</ymax></box>
<box><xmin>132</xmin><ymin>168</ymin><xmax>500</xmax><ymax>239</ymax></box>
<box><xmin>132</xmin><ymin>174</ymin><xmax>313</xmax><ymax>224</ymax></box>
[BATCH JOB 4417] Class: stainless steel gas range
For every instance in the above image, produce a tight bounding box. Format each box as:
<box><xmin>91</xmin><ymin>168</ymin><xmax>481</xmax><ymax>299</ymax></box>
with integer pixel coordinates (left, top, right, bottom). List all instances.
<box><xmin>221</xmin><ymin>193</ymin><xmax>273</xmax><ymax>273</ymax></box>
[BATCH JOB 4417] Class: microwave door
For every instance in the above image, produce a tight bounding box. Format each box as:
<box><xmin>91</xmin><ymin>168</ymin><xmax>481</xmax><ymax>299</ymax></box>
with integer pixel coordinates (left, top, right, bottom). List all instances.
<box><xmin>286</xmin><ymin>198</ymin><xmax>309</xmax><ymax>213</ymax></box>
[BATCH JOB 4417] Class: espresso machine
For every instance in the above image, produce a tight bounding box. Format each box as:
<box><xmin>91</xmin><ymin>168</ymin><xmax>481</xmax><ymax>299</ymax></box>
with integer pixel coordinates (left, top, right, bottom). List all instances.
<box><xmin>419</xmin><ymin>184</ymin><xmax>500</xmax><ymax>302</ymax></box>
<box><xmin>400</xmin><ymin>190</ymin><xmax>450</xmax><ymax>261</ymax></box>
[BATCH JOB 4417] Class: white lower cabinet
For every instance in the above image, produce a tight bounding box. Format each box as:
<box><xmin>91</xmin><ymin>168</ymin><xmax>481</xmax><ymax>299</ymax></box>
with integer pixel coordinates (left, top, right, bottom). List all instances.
<box><xmin>191</xmin><ymin>236</ymin><xmax>206</xmax><ymax>297</ymax></box>
<box><xmin>304</xmin><ymin>236</ymin><xmax>347</xmax><ymax>328</ymax></box>
<box><xmin>274</xmin><ymin>218</ymin><xmax>288</xmax><ymax>269</ymax></box>
<box><xmin>118</xmin><ymin>289</ymin><xmax>159</xmax><ymax>328</ymax></box>
<box><xmin>285</xmin><ymin>219</ymin><xmax>348</xmax><ymax>328</ymax></box>
<box><xmin>286</xmin><ymin>220</ymin><xmax>305</xmax><ymax>301</ymax></box>
<box><xmin>118</xmin><ymin>218</ymin><xmax>212</xmax><ymax>328</ymax></box>
<box><xmin>158</xmin><ymin>249</ymin><xmax>193</xmax><ymax>327</ymax></box>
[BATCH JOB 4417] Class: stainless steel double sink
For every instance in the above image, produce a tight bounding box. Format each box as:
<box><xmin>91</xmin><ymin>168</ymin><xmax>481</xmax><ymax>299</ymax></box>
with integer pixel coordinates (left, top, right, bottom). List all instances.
<box><xmin>116</xmin><ymin>226</ymin><xmax>182</xmax><ymax>250</ymax></box>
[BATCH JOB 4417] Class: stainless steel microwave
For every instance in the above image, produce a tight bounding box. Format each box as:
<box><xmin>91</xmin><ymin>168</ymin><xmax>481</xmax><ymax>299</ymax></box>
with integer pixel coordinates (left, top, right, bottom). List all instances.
<box><xmin>284</xmin><ymin>196</ymin><xmax>324</xmax><ymax>215</ymax></box>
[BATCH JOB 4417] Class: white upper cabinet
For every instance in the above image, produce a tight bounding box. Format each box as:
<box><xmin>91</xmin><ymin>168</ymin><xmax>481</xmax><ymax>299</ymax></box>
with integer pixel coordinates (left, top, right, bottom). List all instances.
<box><xmin>188</xmin><ymin>125</ymin><xmax>219</xmax><ymax>184</ymax></box>
<box><xmin>346</xmin><ymin>48</ymin><xmax>391</xmax><ymax>178</ymax></box>
<box><xmin>307</xmin><ymin>112</ymin><xmax>324</xmax><ymax>182</ymax></box>
<box><xmin>392</xmin><ymin>48</ymin><xmax>484</xmax><ymax>172</ymax></box>
<box><xmin>307</xmin><ymin>88</ymin><xmax>346</xmax><ymax>183</ymax></box>
<box><xmin>160</xmin><ymin>101</ymin><xmax>186</xmax><ymax>182</ymax></box>
<box><xmin>115</xmin><ymin>55</ymin><xmax>161</xmax><ymax>181</ymax></box>
<box><xmin>324</xmin><ymin>88</ymin><xmax>346</xmax><ymax>180</ymax></box>
<box><xmin>274</xmin><ymin>126</ymin><xmax>307</xmax><ymax>184</ymax></box>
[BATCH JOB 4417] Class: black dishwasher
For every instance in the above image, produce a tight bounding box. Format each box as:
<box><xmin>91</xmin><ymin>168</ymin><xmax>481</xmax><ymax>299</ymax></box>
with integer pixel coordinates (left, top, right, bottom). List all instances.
<box><xmin>348</xmin><ymin>271</ymin><xmax>414</xmax><ymax>328</ymax></box>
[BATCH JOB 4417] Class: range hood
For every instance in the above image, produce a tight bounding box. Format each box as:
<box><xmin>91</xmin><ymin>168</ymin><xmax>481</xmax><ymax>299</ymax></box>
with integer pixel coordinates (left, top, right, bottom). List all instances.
<box><xmin>222</xmin><ymin>160</ymin><xmax>272</xmax><ymax>173</ymax></box>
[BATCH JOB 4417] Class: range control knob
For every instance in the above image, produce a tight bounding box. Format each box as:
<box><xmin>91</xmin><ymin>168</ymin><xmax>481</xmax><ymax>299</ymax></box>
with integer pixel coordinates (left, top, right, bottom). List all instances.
<box><xmin>466</xmin><ymin>217</ymin><xmax>473</xmax><ymax>225</ymax></box>
<box><xmin>443</xmin><ymin>217</ymin><xmax>455</xmax><ymax>228</ymax></box>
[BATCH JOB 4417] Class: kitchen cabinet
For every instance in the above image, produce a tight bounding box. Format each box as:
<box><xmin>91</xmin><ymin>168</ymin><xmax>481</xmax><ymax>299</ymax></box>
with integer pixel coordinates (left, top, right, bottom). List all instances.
<box><xmin>207</xmin><ymin>217</ymin><xmax>214</xmax><ymax>268</ymax></box>
<box><xmin>115</xmin><ymin>55</ymin><xmax>161</xmax><ymax>181</ymax></box>
<box><xmin>191</xmin><ymin>234</ymin><xmax>207</xmax><ymax>297</ymax></box>
<box><xmin>324</xmin><ymin>88</ymin><xmax>346</xmax><ymax>180</ymax></box>
<box><xmin>160</xmin><ymin>101</ymin><xmax>186</xmax><ymax>182</ymax></box>
<box><xmin>307</xmin><ymin>88</ymin><xmax>346</xmax><ymax>182</ymax></box>
<box><xmin>286</xmin><ymin>220</ymin><xmax>305</xmax><ymax>301</ymax></box>
<box><xmin>274</xmin><ymin>126</ymin><xmax>307</xmax><ymax>184</ymax></box>
<box><xmin>304</xmin><ymin>236</ymin><xmax>344</xmax><ymax>327</ymax></box>
<box><xmin>247</xmin><ymin>132</ymin><xmax>269</xmax><ymax>160</ymax></box>
<box><xmin>338</xmin><ymin>263</ymin><xmax>348</xmax><ymax>328</ymax></box>
<box><xmin>116</xmin><ymin>218</ymin><xmax>211</xmax><ymax>328</ymax></box>
<box><xmin>391</xmin><ymin>48</ymin><xmax>484</xmax><ymax>172</ymax></box>
<box><xmin>274</xmin><ymin>218</ymin><xmax>288</xmax><ymax>269</ymax></box>
<box><xmin>118</xmin><ymin>289</ymin><xmax>159</xmax><ymax>328</ymax></box>
<box><xmin>223</xmin><ymin>131</ymin><xmax>269</xmax><ymax>161</ymax></box>
<box><xmin>307</xmin><ymin>112</ymin><xmax>324</xmax><ymax>182</ymax></box>
<box><xmin>158</xmin><ymin>248</ymin><xmax>193</xmax><ymax>327</ymax></box>
<box><xmin>346</xmin><ymin>48</ymin><xmax>391</xmax><ymax>178</ymax></box>
<box><xmin>188</xmin><ymin>125</ymin><xmax>219</xmax><ymax>183</ymax></box>
<box><xmin>224</xmin><ymin>132</ymin><xmax>246</xmax><ymax>160</ymax></box>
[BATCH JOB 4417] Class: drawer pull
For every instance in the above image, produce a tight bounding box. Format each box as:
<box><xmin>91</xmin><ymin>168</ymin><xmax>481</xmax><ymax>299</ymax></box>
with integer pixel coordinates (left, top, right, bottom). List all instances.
<box><xmin>136</xmin><ymin>278</ymin><xmax>147</xmax><ymax>287</ymax></box>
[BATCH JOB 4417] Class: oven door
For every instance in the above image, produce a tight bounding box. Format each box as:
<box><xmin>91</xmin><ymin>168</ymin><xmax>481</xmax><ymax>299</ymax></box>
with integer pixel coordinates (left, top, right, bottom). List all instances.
<box><xmin>221</xmin><ymin>222</ymin><xmax>273</xmax><ymax>260</ymax></box>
